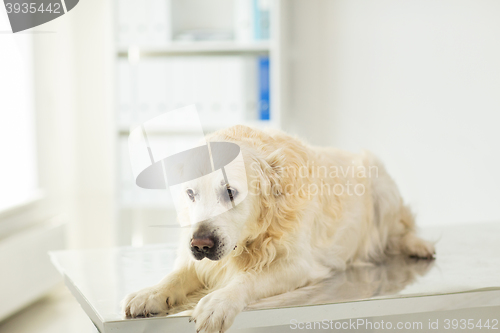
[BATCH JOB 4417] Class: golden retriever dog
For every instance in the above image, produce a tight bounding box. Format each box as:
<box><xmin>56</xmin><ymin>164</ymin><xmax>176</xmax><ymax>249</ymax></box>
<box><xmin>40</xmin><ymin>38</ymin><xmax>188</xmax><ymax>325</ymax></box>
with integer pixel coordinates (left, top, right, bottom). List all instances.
<box><xmin>122</xmin><ymin>125</ymin><xmax>435</xmax><ymax>333</ymax></box>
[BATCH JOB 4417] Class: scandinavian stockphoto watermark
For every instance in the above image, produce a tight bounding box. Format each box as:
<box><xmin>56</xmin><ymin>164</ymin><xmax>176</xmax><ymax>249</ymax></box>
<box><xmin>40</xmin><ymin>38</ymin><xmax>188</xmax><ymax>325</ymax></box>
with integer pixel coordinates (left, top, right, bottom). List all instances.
<box><xmin>3</xmin><ymin>0</ymin><xmax>79</xmax><ymax>33</ymax></box>
<box><xmin>248</xmin><ymin>160</ymin><xmax>379</xmax><ymax>198</ymax></box>
<box><xmin>291</xmin><ymin>318</ymin><xmax>424</xmax><ymax>330</ymax></box>
<box><xmin>290</xmin><ymin>318</ymin><xmax>499</xmax><ymax>330</ymax></box>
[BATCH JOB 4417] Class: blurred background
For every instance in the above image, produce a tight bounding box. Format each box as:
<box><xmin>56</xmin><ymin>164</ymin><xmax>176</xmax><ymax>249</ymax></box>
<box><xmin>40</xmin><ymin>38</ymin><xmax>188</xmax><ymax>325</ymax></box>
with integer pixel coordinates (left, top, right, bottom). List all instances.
<box><xmin>1</xmin><ymin>0</ymin><xmax>499</xmax><ymax>331</ymax></box>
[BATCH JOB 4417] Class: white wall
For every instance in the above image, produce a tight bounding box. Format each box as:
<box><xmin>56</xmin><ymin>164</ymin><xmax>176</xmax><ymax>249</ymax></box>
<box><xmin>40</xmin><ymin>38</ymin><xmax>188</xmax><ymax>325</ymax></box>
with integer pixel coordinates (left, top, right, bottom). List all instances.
<box><xmin>286</xmin><ymin>0</ymin><xmax>500</xmax><ymax>226</ymax></box>
<box><xmin>33</xmin><ymin>0</ymin><xmax>116</xmax><ymax>249</ymax></box>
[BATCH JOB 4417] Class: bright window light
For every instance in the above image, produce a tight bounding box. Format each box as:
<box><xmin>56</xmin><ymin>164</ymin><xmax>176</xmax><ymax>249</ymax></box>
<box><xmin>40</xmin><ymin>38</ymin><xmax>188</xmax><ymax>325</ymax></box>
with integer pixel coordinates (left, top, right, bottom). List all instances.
<box><xmin>0</xmin><ymin>12</ymin><xmax>37</xmax><ymax>213</ymax></box>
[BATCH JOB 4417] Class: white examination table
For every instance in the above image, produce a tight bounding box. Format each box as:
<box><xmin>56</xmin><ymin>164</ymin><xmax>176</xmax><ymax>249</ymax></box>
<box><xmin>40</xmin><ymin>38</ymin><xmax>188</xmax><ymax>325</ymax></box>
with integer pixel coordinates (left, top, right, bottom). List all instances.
<box><xmin>50</xmin><ymin>222</ymin><xmax>500</xmax><ymax>332</ymax></box>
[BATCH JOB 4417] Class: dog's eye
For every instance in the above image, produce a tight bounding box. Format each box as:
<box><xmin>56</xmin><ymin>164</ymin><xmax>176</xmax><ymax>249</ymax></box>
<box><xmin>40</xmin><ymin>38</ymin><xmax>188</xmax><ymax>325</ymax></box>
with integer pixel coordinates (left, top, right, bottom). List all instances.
<box><xmin>186</xmin><ymin>188</ymin><xmax>195</xmax><ymax>202</ymax></box>
<box><xmin>226</xmin><ymin>186</ymin><xmax>238</xmax><ymax>201</ymax></box>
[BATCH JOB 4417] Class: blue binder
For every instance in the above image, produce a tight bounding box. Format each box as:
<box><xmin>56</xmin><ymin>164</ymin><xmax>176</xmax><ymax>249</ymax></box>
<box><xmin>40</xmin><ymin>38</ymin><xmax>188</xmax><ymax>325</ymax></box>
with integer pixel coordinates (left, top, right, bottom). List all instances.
<box><xmin>258</xmin><ymin>56</ymin><xmax>270</xmax><ymax>120</ymax></box>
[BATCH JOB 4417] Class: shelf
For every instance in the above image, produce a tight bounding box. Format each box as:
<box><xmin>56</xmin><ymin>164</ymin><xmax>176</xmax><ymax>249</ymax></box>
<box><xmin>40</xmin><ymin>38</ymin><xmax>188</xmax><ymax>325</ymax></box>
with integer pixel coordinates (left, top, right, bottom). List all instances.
<box><xmin>117</xmin><ymin>41</ymin><xmax>271</xmax><ymax>58</ymax></box>
<box><xmin>118</xmin><ymin>125</ymin><xmax>222</xmax><ymax>136</ymax></box>
<box><xmin>119</xmin><ymin>202</ymin><xmax>176</xmax><ymax>210</ymax></box>
<box><xmin>117</xmin><ymin>120</ymin><xmax>278</xmax><ymax>136</ymax></box>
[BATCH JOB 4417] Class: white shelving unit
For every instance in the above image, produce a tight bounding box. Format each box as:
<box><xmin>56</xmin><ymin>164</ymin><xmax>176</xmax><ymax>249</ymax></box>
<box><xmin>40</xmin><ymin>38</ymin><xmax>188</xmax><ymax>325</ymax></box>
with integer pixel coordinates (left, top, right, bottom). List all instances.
<box><xmin>113</xmin><ymin>0</ymin><xmax>286</xmax><ymax>246</ymax></box>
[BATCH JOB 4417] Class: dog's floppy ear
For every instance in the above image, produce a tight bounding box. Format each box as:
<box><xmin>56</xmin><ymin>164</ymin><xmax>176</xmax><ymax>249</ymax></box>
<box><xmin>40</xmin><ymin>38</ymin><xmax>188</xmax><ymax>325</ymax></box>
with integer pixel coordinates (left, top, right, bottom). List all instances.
<box><xmin>207</xmin><ymin>126</ymin><xmax>313</xmax><ymax>270</ymax></box>
<box><xmin>260</xmin><ymin>138</ymin><xmax>311</xmax><ymax>226</ymax></box>
<box><xmin>238</xmin><ymin>135</ymin><xmax>312</xmax><ymax>270</ymax></box>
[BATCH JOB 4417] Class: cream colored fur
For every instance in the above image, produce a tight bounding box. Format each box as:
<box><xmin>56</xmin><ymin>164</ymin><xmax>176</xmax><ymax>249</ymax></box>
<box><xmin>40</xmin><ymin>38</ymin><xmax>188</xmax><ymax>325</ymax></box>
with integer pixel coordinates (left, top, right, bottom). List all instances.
<box><xmin>122</xmin><ymin>126</ymin><xmax>435</xmax><ymax>333</ymax></box>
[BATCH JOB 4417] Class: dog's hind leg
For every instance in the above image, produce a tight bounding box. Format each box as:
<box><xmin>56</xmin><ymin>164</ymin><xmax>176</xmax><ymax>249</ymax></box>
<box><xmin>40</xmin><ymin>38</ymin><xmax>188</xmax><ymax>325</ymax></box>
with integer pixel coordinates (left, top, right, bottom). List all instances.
<box><xmin>397</xmin><ymin>205</ymin><xmax>435</xmax><ymax>259</ymax></box>
<box><xmin>365</xmin><ymin>150</ymin><xmax>435</xmax><ymax>260</ymax></box>
<box><xmin>400</xmin><ymin>232</ymin><xmax>435</xmax><ymax>259</ymax></box>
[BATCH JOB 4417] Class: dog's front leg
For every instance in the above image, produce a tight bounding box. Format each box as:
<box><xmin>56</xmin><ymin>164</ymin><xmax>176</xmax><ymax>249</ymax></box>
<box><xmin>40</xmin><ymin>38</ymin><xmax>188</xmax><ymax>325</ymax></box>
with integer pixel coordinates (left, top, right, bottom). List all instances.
<box><xmin>122</xmin><ymin>263</ymin><xmax>201</xmax><ymax>317</ymax></box>
<box><xmin>191</xmin><ymin>267</ymin><xmax>307</xmax><ymax>333</ymax></box>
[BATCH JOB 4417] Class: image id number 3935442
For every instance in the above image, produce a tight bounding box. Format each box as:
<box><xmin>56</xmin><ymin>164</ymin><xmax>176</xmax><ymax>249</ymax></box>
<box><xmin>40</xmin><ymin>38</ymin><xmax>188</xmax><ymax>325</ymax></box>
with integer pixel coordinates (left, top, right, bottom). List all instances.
<box><xmin>4</xmin><ymin>2</ymin><xmax>61</xmax><ymax>14</ymax></box>
<box><xmin>444</xmin><ymin>319</ymin><xmax>498</xmax><ymax>330</ymax></box>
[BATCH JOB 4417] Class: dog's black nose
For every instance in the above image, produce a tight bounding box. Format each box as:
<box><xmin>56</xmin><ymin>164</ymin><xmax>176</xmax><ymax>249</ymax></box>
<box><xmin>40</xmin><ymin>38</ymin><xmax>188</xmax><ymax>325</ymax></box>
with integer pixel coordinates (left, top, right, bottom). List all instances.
<box><xmin>191</xmin><ymin>237</ymin><xmax>215</xmax><ymax>254</ymax></box>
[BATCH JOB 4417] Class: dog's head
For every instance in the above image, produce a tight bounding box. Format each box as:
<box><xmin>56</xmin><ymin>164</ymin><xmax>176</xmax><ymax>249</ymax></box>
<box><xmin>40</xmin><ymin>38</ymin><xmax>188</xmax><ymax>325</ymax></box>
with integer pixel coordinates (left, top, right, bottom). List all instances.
<box><xmin>176</xmin><ymin>126</ymin><xmax>310</xmax><ymax>265</ymax></box>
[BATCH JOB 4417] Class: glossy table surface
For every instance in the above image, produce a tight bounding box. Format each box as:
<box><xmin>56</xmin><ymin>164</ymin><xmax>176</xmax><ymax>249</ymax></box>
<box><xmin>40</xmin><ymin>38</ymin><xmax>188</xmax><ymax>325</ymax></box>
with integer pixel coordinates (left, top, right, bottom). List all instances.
<box><xmin>50</xmin><ymin>222</ymin><xmax>500</xmax><ymax>332</ymax></box>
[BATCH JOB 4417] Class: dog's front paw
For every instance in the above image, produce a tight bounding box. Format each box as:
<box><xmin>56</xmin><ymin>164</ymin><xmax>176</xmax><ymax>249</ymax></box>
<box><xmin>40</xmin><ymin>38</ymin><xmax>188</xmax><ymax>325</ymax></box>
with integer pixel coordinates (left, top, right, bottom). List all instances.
<box><xmin>191</xmin><ymin>290</ymin><xmax>245</xmax><ymax>333</ymax></box>
<box><xmin>122</xmin><ymin>286</ymin><xmax>182</xmax><ymax>317</ymax></box>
